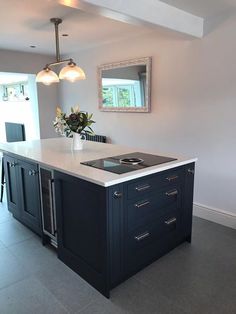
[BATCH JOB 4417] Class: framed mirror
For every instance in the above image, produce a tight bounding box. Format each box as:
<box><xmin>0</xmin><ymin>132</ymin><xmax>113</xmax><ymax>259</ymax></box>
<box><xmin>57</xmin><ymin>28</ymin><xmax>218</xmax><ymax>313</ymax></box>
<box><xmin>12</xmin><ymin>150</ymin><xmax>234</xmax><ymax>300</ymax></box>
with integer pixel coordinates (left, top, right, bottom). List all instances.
<box><xmin>98</xmin><ymin>57</ymin><xmax>151</xmax><ymax>112</ymax></box>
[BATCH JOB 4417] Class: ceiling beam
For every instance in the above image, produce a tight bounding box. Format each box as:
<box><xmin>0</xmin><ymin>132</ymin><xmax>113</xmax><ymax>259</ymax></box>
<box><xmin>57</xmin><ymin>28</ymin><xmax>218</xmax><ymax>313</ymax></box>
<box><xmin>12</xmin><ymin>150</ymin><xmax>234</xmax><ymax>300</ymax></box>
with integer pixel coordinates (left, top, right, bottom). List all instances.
<box><xmin>59</xmin><ymin>0</ymin><xmax>204</xmax><ymax>38</ymax></box>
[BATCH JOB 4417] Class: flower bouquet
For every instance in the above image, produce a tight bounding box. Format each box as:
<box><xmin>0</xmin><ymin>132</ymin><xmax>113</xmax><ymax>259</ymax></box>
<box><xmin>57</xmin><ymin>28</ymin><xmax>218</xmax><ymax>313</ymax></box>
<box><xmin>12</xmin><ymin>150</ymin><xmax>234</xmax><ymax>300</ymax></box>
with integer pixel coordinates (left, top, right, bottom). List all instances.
<box><xmin>53</xmin><ymin>106</ymin><xmax>95</xmax><ymax>150</ymax></box>
<box><xmin>53</xmin><ymin>106</ymin><xmax>95</xmax><ymax>137</ymax></box>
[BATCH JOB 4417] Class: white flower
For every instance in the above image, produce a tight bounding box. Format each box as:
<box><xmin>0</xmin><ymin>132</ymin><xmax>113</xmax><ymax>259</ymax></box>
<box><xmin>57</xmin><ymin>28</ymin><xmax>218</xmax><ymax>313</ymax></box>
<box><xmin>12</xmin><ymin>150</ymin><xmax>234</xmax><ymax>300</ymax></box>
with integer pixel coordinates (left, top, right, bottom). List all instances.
<box><xmin>53</xmin><ymin>116</ymin><xmax>67</xmax><ymax>136</ymax></box>
<box><xmin>73</xmin><ymin>105</ymin><xmax>80</xmax><ymax>113</ymax></box>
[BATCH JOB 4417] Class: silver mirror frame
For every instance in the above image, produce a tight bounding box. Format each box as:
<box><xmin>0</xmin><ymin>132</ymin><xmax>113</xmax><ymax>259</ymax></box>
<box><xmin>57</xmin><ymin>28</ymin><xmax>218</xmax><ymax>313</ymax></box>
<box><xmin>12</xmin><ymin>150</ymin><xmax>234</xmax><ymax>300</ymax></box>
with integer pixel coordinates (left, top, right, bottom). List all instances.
<box><xmin>98</xmin><ymin>57</ymin><xmax>151</xmax><ymax>113</ymax></box>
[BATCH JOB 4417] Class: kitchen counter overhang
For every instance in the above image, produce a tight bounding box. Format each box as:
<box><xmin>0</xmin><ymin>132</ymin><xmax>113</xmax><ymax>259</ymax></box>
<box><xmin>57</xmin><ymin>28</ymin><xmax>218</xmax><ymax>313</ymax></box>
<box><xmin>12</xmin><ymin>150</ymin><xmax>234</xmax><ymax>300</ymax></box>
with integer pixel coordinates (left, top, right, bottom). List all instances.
<box><xmin>0</xmin><ymin>137</ymin><xmax>197</xmax><ymax>187</ymax></box>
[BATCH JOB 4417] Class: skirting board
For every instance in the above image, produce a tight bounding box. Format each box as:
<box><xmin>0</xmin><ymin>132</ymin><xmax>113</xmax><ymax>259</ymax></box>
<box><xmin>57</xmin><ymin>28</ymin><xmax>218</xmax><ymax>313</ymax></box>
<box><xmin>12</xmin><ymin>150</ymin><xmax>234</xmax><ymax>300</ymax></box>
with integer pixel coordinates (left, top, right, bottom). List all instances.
<box><xmin>193</xmin><ymin>203</ymin><xmax>236</xmax><ymax>230</ymax></box>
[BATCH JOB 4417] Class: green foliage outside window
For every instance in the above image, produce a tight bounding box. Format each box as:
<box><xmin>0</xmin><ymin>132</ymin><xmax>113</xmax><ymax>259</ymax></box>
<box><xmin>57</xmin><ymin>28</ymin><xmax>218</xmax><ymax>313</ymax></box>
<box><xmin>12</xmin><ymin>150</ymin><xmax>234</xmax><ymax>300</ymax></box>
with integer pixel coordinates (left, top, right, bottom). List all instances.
<box><xmin>102</xmin><ymin>85</ymin><xmax>134</xmax><ymax>107</ymax></box>
<box><xmin>102</xmin><ymin>87</ymin><xmax>114</xmax><ymax>106</ymax></box>
<box><xmin>117</xmin><ymin>88</ymin><xmax>131</xmax><ymax>107</ymax></box>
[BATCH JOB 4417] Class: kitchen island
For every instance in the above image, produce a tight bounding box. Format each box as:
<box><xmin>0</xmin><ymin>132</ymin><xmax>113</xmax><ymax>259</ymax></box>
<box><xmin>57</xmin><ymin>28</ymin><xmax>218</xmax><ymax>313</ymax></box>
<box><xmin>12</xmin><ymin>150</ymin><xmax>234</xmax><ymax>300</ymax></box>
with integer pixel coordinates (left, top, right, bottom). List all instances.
<box><xmin>0</xmin><ymin>138</ymin><xmax>197</xmax><ymax>297</ymax></box>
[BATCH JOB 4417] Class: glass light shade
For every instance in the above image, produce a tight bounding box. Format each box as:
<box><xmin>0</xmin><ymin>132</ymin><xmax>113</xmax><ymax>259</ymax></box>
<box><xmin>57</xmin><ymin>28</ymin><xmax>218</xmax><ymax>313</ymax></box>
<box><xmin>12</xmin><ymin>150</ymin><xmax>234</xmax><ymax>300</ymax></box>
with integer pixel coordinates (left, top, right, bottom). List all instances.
<box><xmin>59</xmin><ymin>62</ymin><xmax>86</xmax><ymax>82</ymax></box>
<box><xmin>36</xmin><ymin>67</ymin><xmax>59</xmax><ymax>85</ymax></box>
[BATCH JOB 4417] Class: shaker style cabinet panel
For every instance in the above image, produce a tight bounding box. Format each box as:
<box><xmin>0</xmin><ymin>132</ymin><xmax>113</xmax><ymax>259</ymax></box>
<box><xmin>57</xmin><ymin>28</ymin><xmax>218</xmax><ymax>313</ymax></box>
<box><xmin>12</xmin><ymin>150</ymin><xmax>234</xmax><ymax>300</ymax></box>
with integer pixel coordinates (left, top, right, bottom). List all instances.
<box><xmin>54</xmin><ymin>171</ymin><xmax>109</xmax><ymax>297</ymax></box>
<box><xmin>3</xmin><ymin>155</ymin><xmax>19</xmax><ymax>218</ymax></box>
<box><xmin>17</xmin><ymin>160</ymin><xmax>41</xmax><ymax>235</ymax></box>
<box><xmin>3</xmin><ymin>153</ymin><xmax>42</xmax><ymax>236</ymax></box>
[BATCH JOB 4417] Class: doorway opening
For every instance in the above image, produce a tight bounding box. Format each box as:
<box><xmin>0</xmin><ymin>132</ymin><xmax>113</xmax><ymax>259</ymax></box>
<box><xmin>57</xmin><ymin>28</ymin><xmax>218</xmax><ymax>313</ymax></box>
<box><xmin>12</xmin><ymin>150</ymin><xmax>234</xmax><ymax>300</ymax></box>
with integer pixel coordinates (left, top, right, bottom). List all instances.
<box><xmin>0</xmin><ymin>72</ymin><xmax>40</xmax><ymax>142</ymax></box>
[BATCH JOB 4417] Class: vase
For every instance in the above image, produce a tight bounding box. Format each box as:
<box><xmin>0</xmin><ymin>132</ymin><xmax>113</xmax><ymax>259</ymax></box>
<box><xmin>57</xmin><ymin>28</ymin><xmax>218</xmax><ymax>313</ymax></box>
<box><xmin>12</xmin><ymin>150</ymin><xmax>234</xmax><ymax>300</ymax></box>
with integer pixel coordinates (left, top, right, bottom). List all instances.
<box><xmin>72</xmin><ymin>132</ymin><xmax>86</xmax><ymax>150</ymax></box>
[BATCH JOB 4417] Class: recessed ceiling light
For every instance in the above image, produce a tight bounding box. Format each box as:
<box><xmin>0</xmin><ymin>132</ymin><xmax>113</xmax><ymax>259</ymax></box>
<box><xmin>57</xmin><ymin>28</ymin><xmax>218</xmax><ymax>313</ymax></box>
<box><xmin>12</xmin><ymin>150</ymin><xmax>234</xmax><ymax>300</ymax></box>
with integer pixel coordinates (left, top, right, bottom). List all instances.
<box><xmin>30</xmin><ymin>45</ymin><xmax>36</xmax><ymax>48</ymax></box>
<box><xmin>62</xmin><ymin>34</ymin><xmax>68</xmax><ymax>37</ymax></box>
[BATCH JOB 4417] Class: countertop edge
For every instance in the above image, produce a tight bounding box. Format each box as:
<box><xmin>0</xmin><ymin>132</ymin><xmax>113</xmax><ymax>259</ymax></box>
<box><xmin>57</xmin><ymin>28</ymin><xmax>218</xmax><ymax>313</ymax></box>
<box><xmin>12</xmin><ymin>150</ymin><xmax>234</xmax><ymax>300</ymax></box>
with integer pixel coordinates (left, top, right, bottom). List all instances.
<box><xmin>1</xmin><ymin>147</ymin><xmax>197</xmax><ymax>187</ymax></box>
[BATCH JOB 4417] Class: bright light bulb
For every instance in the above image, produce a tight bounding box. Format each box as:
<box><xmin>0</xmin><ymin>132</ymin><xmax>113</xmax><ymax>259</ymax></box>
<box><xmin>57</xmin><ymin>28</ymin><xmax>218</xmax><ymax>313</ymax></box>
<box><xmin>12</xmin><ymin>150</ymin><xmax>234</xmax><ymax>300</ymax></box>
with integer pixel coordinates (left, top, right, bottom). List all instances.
<box><xmin>59</xmin><ymin>61</ymin><xmax>86</xmax><ymax>82</ymax></box>
<box><xmin>36</xmin><ymin>67</ymin><xmax>59</xmax><ymax>85</ymax></box>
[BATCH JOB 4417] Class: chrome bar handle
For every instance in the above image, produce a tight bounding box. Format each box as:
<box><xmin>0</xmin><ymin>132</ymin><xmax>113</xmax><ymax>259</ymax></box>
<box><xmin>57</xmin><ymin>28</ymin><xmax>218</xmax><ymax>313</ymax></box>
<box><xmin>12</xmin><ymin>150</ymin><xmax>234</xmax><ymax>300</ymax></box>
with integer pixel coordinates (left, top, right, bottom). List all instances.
<box><xmin>48</xmin><ymin>179</ymin><xmax>55</xmax><ymax>235</ymax></box>
<box><xmin>165</xmin><ymin>189</ymin><xmax>178</xmax><ymax>197</ymax></box>
<box><xmin>135</xmin><ymin>184</ymin><xmax>151</xmax><ymax>192</ymax></box>
<box><xmin>29</xmin><ymin>170</ymin><xmax>38</xmax><ymax>176</ymax></box>
<box><xmin>165</xmin><ymin>217</ymin><xmax>177</xmax><ymax>225</ymax></box>
<box><xmin>188</xmin><ymin>168</ymin><xmax>195</xmax><ymax>175</ymax></box>
<box><xmin>135</xmin><ymin>232</ymin><xmax>150</xmax><ymax>241</ymax></box>
<box><xmin>51</xmin><ymin>178</ymin><xmax>57</xmax><ymax>235</ymax></box>
<box><xmin>113</xmin><ymin>191</ymin><xmax>122</xmax><ymax>199</ymax></box>
<box><xmin>166</xmin><ymin>175</ymin><xmax>178</xmax><ymax>182</ymax></box>
<box><xmin>135</xmin><ymin>200</ymin><xmax>150</xmax><ymax>208</ymax></box>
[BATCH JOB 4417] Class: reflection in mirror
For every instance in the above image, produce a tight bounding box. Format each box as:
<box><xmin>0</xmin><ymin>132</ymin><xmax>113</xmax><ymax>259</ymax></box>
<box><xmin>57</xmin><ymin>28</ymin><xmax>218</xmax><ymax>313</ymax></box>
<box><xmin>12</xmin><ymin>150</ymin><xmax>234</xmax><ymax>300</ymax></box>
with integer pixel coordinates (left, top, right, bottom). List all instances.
<box><xmin>98</xmin><ymin>57</ymin><xmax>151</xmax><ymax>112</ymax></box>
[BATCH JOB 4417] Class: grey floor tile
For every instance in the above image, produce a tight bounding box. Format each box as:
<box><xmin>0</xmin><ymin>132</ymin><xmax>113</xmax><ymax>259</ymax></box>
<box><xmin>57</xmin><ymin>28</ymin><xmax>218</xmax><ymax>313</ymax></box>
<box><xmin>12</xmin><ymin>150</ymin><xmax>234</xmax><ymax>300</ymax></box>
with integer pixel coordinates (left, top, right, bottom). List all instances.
<box><xmin>0</xmin><ymin>216</ymin><xmax>12</xmax><ymax>224</ymax></box>
<box><xmin>193</xmin><ymin>216</ymin><xmax>236</xmax><ymax>240</ymax></box>
<box><xmin>0</xmin><ymin>210</ymin><xmax>12</xmax><ymax>224</ymax></box>
<box><xmin>7</xmin><ymin>237</ymin><xmax>61</xmax><ymax>274</ymax></box>
<box><xmin>0</xmin><ymin>247</ymin><xmax>29</xmax><ymax>290</ymax></box>
<box><xmin>110</xmin><ymin>277</ymin><xmax>186</xmax><ymax>314</ymax></box>
<box><xmin>0</xmin><ymin>200</ymin><xmax>12</xmax><ymax>224</ymax></box>
<box><xmin>78</xmin><ymin>298</ymin><xmax>128</xmax><ymax>314</ymax></box>
<box><xmin>0</xmin><ymin>219</ymin><xmax>35</xmax><ymax>246</ymax></box>
<box><xmin>0</xmin><ymin>239</ymin><xmax>5</xmax><ymax>248</ymax></box>
<box><xmin>7</xmin><ymin>234</ymin><xmax>44</xmax><ymax>255</ymax></box>
<box><xmin>0</xmin><ymin>276</ymin><xmax>69</xmax><ymax>314</ymax></box>
<box><xmin>35</xmin><ymin>262</ymin><xmax>103</xmax><ymax>313</ymax></box>
<box><xmin>193</xmin><ymin>217</ymin><xmax>236</xmax><ymax>247</ymax></box>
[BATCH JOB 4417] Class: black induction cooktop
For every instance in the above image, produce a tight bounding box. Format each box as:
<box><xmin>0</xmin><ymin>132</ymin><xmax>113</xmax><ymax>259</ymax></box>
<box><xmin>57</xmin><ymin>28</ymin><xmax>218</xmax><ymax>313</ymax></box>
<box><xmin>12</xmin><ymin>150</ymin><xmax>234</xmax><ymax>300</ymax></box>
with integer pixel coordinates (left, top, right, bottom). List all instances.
<box><xmin>81</xmin><ymin>152</ymin><xmax>177</xmax><ymax>174</ymax></box>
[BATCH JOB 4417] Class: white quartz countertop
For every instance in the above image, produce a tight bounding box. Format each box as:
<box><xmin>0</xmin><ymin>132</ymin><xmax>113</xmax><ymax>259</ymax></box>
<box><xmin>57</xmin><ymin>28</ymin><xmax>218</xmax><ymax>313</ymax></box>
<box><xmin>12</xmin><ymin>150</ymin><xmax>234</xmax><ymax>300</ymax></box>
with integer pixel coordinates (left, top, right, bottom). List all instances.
<box><xmin>0</xmin><ymin>138</ymin><xmax>197</xmax><ymax>187</ymax></box>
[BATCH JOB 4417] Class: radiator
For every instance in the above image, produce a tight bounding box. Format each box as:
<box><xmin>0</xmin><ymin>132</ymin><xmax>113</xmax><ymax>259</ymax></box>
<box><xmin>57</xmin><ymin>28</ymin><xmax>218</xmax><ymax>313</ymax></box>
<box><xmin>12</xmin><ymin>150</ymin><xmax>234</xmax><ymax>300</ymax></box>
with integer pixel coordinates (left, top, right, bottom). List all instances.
<box><xmin>85</xmin><ymin>134</ymin><xmax>107</xmax><ymax>143</ymax></box>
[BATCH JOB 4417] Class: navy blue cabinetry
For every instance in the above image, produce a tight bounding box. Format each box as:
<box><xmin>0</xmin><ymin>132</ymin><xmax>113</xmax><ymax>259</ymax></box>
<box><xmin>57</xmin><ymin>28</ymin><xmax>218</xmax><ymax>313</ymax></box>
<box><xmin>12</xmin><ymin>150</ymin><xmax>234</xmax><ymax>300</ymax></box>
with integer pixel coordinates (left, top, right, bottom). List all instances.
<box><xmin>54</xmin><ymin>163</ymin><xmax>195</xmax><ymax>298</ymax></box>
<box><xmin>54</xmin><ymin>173</ymin><xmax>109</xmax><ymax>297</ymax></box>
<box><xmin>3</xmin><ymin>153</ymin><xmax>42</xmax><ymax>236</ymax></box>
<box><xmin>4</xmin><ymin>155</ymin><xmax>19</xmax><ymax>218</ymax></box>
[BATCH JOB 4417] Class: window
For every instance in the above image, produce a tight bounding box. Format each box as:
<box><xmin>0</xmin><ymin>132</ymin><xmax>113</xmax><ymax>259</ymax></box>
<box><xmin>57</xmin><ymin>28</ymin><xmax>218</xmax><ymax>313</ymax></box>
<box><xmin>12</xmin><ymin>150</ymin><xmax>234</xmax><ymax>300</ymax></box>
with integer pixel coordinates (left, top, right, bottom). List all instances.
<box><xmin>102</xmin><ymin>79</ymin><xmax>142</xmax><ymax>108</ymax></box>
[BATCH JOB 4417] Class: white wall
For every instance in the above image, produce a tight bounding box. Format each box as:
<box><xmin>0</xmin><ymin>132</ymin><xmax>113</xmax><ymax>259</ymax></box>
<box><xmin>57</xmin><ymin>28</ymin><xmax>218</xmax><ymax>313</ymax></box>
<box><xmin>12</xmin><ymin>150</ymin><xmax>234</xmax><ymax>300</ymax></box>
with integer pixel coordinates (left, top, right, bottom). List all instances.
<box><xmin>59</xmin><ymin>15</ymin><xmax>236</xmax><ymax>220</ymax></box>
<box><xmin>0</xmin><ymin>49</ymin><xmax>59</xmax><ymax>139</ymax></box>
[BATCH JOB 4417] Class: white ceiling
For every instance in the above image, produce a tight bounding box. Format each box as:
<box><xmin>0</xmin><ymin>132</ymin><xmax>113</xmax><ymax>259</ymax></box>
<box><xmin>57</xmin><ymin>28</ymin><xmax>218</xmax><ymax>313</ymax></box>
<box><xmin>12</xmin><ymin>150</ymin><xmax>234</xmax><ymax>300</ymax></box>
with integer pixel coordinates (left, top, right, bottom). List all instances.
<box><xmin>160</xmin><ymin>0</ymin><xmax>236</xmax><ymax>18</ymax></box>
<box><xmin>0</xmin><ymin>0</ymin><xmax>150</xmax><ymax>56</ymax></box>
<box><xmin>0</xmin><ymin>0</ymin><xmax>235</xmax><ymax>56</ymax></box>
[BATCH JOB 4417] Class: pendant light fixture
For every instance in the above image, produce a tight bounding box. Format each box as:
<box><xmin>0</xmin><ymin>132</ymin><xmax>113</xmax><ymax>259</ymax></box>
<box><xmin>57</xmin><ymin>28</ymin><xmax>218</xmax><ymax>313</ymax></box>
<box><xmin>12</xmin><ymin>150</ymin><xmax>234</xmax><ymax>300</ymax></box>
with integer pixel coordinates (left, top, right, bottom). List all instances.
<box><xmin>36</xmin><ymin>18</ymin><xmax>86</xmax><ymax>85</ymax></box>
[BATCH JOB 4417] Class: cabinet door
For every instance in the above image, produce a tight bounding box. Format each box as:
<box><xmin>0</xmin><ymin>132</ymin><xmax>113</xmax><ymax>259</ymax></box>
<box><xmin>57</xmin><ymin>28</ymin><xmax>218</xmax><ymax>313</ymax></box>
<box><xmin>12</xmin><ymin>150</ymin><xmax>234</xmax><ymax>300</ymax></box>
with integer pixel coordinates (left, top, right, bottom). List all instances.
<box><xmin>54</xmin><ymin>171</ymin><xmax>109</xmax><ymax>297</ymax></box>
<box><xmin>3</xmin><ymin>155</ymin><xmax>19</xmax><ymax>218</ymax></box>
<box><xmin>17</xmin><ymin>160</ymin><xmax>42</xmax><ymax>235</ymax></box>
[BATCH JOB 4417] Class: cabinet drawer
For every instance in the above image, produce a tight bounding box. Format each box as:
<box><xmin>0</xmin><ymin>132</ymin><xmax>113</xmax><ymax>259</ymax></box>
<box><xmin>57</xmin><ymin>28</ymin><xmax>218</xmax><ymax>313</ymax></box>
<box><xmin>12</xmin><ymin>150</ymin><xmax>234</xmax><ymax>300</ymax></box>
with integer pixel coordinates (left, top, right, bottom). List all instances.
<box><xmin>126</xmin><ymin>210</ymin><xmax>181</xmax><ymax>273</ymax></box>
<box><xmin>126</xmin><ymin>229</ymin><xmax>181</xmax><ymax>275</ymax></box>
<box><xmin>127</xmin><ymin>186</ymin><xmax>181</xmax><ymax>231</ymax></box>
<box><xmin>127</xmin><ymin>210</ymin><xmax>180</xmax><ymax>249</ymax></box>
<box><xmin>127</xmin><ymin>169</ymin><xmax>182</xmax><ymax>200</ymax></box>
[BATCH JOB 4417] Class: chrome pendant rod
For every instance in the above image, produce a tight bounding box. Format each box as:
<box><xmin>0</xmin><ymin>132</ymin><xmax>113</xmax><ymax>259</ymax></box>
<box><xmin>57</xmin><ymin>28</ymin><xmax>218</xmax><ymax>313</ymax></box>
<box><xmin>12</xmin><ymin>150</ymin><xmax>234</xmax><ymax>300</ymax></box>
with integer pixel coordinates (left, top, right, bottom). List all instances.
<box><xmin>50</xmin><ymin>18</ymin><xmax>62</xmax><ymax>62</ymax></box>
<box><xmin>47</xmin><ymin>58</ymin><xmax>72</xmax><ymax>67</ymax></box>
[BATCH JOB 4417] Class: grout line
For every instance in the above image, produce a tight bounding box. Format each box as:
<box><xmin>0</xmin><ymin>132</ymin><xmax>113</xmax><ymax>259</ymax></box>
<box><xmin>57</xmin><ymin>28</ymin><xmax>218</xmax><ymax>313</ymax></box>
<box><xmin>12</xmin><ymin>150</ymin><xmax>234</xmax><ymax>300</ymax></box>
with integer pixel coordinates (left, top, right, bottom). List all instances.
<box><xmin>0</xmin><ymin>271</ymin><xmax>33</xmax><ymax>293</ymax></box>
<box><xmin>0</xmin><ymin>234</ymin><xmax>36</xmax><ymax>248</ymax></box>
<box><xmin>76</xmin><ymin>300</ymin><xmax>97</xmax><ymax>314</ymax></box>
<box><xmin>33</xmin><ymin>275</ymin><xmax>71</xmax><ymax>314</ymax></box>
